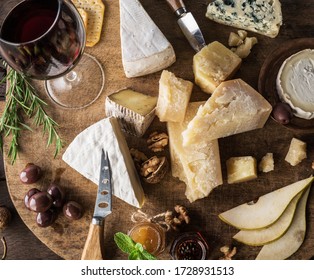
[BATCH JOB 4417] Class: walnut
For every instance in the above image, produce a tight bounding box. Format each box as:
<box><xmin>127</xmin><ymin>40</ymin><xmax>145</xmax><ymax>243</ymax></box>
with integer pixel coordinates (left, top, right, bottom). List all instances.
<box><xmin>0</xmin><ymin>206</ymin><xmax>11</xmax><ymax>230</ymax></box>
<box><xmin>147</xmin><ymin>132</ymin><xmax>169</xmax><ymax>152</ymax></box>
<box><xmin>130</xmin><ymin>148</ymin><xmax>148</xmax><ymax>171</ymax></box>
<box><xmin>219</xmin><ymin>245</ymin><xmax>237</xmax><ymax>260</ymax></box>
<box><xmin>140</xmin><ymin>156</ymin><xmax>168</xmax><ymax>184</ymax></box>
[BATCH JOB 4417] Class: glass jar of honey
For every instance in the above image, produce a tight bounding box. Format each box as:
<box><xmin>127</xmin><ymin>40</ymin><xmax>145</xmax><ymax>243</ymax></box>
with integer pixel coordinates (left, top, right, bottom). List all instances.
<box><xmin>128</xmin><ymin>222</ymin><xmax>166</xmax><ymax>256</ymax></box>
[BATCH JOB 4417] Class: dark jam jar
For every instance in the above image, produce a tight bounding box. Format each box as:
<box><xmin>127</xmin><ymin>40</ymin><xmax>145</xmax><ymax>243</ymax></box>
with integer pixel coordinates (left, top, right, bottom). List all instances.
<box><xmin>170</xmin><ymin>232</ymin><xmax>209</xmax><ymax>260</ymax></box>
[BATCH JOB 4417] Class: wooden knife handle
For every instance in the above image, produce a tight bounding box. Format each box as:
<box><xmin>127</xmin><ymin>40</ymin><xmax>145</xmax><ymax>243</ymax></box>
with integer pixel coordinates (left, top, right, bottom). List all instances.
<box><xmin>81</xmin><ymin>223</ymin><xmax>105</xmax><ymax>260</ymax></box>
<box><xmin>165</xmin><ymin>0</ymin><xmax>186</xmax><ymax>13</ymax></box>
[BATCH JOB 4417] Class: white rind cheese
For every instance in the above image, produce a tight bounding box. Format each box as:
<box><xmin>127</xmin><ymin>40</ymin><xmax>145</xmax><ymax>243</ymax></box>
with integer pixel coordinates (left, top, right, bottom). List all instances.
<box><xmin>120</xmin><ymin>0</ymin><xmax>176</xmax><ymax>78</ymax></box>
<box><xmin>182</xmin><ymin>79</ymin><xmax>272</xmax><ymax>147</ymax></box>
<box><xmin>167</xmin><ymin>102</ymin><xmax>223</xmax><ymax>203</ymax></box>
<box><xmin>206</xmin><ymin>0</ymin><xmax>282</xmax><ymax>38</ymax></box>
<box><xmin>105</xmin><ymin>88</ymin><xmax>157</xmax><ymax>137</ymax></box>
<box><xmin>62</xmin><ymin>117</ymin><xmax>145</xmax><ymax>208</ymax></box>
<box><xmin>276</xmin><ymin>49</ymin><xmax>314</xmax><ymax>120</ymax></box>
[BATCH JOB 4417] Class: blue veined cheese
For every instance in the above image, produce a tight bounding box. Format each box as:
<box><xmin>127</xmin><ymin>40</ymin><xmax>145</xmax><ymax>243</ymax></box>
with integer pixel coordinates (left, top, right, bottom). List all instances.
<box><xmin>120</xmin><ymin>0</ymin><xmax>176</xmax><ymax>78</ymax></box>
<box><xmin>206</xmin><ymin>0</ymin><xmax>282</xmax><ymax>38</ymax></box>
<box><xmin>62</xmin><ymin>117</ymin><xmax>145</xmax><ymax>208</ymax></box>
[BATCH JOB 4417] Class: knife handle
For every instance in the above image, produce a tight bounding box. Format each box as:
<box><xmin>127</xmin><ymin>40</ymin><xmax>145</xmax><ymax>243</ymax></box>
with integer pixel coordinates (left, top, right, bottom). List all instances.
<box><xmin>81</xmin><ymin>222</ymin><xmax>105</xmax><ymax>260</ymax></box>
<box><xmin>166</xmin><ymin>0</ymin><xmax>186</xmax><ymax>15</ymax></box>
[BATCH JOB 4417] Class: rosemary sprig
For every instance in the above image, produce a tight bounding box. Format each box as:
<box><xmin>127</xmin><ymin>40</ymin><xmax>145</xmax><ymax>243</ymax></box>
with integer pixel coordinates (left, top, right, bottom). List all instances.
<box><xmin>0</xmin><ymin>63</ymin><xmax>63</xmax><ymax>164</ymax></box>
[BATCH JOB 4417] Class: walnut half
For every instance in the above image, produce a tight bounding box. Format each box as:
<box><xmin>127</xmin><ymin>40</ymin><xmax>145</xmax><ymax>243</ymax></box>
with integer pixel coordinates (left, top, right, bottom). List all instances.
<box><xmin>147</xmin><ymin>132</ymin><xmax>169</xmax><ymax>152</ymax></box>
<box><xmin>140</xmin><ymin>156</ymin><xmax>168</xmax><ymax>184</ymax></box>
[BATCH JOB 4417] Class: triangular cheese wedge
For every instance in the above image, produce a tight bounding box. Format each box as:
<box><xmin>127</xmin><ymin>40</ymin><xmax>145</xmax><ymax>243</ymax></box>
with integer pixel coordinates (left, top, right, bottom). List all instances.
<box><xmin>62</xmin><ymin>117</ymin><xmax>145</xmax><ymax>208</ymax></box>
<box><xmin>120</xmin><ymin>0</ymin><xmax>176</xmax><ymax>78</ymax></box>
<box><xmin>206</xmin><ymin>0</ymin><xmax>282</xmax><ymax>38</ymax></box>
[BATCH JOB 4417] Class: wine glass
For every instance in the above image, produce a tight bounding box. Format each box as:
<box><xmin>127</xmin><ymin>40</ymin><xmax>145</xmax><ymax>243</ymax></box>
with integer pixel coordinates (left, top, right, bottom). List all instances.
<box><xmin>0</xmin><ymin>0</ymin><xmax>105</xmax><ymax>109</ymax></box>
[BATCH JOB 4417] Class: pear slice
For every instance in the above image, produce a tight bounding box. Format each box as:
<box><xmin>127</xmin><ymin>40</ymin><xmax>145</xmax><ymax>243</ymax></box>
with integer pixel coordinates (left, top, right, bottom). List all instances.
<box><xmin>255</xmin><ymin>186</ymin><xmax>310</xmax><ymax>260</ymax></box>
<box><xmin>219</xmin><ymin>176</ymin><xmax>314</xmax><ymax>230</ymax></box>
<box><xmin>233</xmin><ymin>190</ymin><xmax>304</xmax><ymax>246</ymax></box>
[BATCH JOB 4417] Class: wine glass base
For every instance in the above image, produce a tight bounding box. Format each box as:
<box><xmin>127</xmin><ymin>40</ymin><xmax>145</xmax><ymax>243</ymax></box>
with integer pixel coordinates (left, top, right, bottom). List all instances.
<box><xmin>45</xmin><ymin>53</ymin><xmax>105</xmax><ymax>109</ymax></box>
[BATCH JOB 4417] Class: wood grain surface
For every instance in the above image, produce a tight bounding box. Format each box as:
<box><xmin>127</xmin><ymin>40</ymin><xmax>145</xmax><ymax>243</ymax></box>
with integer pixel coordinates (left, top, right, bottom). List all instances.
<box><xmin>1</xmin><ymin>0</ymin><xmax>314</xmax><ymax>260</ymax></box>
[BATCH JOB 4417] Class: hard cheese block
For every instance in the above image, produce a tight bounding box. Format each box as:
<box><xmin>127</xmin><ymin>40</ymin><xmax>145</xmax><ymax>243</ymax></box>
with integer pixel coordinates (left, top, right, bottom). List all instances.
<box><xmin>62</xmin><ymin>117</ymin><xmax>145</xmax><ymax>208</ymax></box>
<box><xmin>206</xmin><ymin>0</ymin><xmax>282</xmax><ymax>38</ymax></box>
<box><xmin>167</xmin><ymin>102</ymin><xmax>223</xmax><ymax>203</ymax></box>
<box><xmin>105</xmin><ymin>88</ymin><xmax>157</xmax><ymax>137</ymax></box>
<box><xmin>193</xmin><ymin>41</ymin><xmax>241</xmax><ymax>94</ymax></box>
<box><xmin>120</xmin><ymin>0</ymin><xmax>176</xmax><ymax>78</ymax></box>
<box><xmin>156</xmin><ymin>70</ymin><xmax>193</xmax><ymax>123</ymax></box>
<box><xmin>182</xmin><ymin>79</ymin><xmax>272</xmax><ymax>147</ymax></box>
<box><xmin>226</xmin><ymin>156</ymin><xmax>257</xmax><ymax>184</ymax></box>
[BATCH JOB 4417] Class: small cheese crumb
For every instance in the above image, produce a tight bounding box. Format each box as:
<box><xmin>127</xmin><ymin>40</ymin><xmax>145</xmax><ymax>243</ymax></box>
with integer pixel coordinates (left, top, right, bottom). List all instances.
<box><xmin>258</xmin><ymin>153</ymin><xmax>274</xmax><ymax>173</ymax></box>
<box><xmin>285</xmin><ymin>138</ymin><xmax>307</xmax><ymax>166</ymax></box>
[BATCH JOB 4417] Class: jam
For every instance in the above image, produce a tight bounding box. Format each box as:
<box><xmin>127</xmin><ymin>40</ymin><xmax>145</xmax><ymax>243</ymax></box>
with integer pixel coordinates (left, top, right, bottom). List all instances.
<box><xmin>170</xmin><ymin>232</ymin><xmax>209</xmax><ymax>260</ymax></box>
<box><xmin>128</xmin><ymin>222</ymin><xmax>165</xmax><ymax>256</ymax></box>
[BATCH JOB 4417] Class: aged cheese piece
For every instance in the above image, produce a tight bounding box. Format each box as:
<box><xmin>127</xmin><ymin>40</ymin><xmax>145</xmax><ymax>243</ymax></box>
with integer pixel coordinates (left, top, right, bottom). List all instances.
<box><xmin>105</xmin><ymin>88</ymin><xmax>157</xmax><ymax>137</ymax></box>
<box><xmin>285</xmin><ymin>138</ymin><xmax>307</xmax><ymax>166</ymax></box>
<box><xmin>62</xmin><ymin>117</ymin><xmax>145</xmax><ymax>208</ymax></box>
<box><xmin>226</xmin><ymin>156</ymin><xmax>257</xmax><ymax>184</ymax></box>
<box><xmin>193</xmin><ymin>41</ymin><xmax>241</xmax><ymax>94</ymax></box>
<box><xmin>259</xmin><ymin>153</ymin><xmax>274</xmax><ymax>173</ymax></box>
<box><xmin>182</xmin><ymin>79</ymin><xmax>272</xmax><ymax>147</ymax></box>
<box><xmin>156</xmin><ymin>70</ymin><xmax>193</xmax><ymax>123</ymax></box>
<box><xmin>206</xmin><ymin>0</ymin><xmax>282</xmax><ymax>38</ymax></box>
<box><xmin>120</xmin><ymin>0</ymin><xmax>176</xmax><ymax>78</ymax></box>
<box><xmin>167</xmin><ymin>102</ymin><xmax>223</xmax><ymax>203</ymax></box>
<box><xmin>276</xmin><ymin>49</ymin><xmax>314</xmax><ymax>119</ymax></box>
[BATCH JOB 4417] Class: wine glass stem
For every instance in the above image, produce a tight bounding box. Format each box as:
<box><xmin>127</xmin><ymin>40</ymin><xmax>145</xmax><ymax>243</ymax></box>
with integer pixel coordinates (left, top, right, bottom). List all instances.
<box><xmin>66</xmin><ymin>71</ymin><xmax>79</xmax><ymax>82</ymax></box>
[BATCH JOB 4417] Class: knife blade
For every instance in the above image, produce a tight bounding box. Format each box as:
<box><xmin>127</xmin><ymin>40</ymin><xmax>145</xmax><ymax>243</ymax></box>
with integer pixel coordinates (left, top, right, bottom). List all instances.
<box><xmin>166</xmin><ymin>0</ymin><xmax>206</xmax><ymax>52</ymax></box>
<box><xmin>81</xmin><ymin>149</ymin><xmax>112</xmax><ymax>260</ymax></box>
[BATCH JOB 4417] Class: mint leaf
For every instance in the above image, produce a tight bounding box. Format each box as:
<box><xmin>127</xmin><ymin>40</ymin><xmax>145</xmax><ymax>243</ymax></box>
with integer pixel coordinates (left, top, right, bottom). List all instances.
<box><xmin>114</xmin><ymin>232</ymin><xmax>136</xmax><ymax>254</ymax></box>
<box><xmin>128</xmin><ymin>250</ymin><xmax>142</xmax><ymax>260</ymax></box>
<box><xmin>140</xmin><ymin>250</ymin><xmax>157</xmax><ymax>260</ymax></box>
<box><xmin>135</xmin><ymin>242</ymin><xmax>144</xmax><ymax>252</ymax></box>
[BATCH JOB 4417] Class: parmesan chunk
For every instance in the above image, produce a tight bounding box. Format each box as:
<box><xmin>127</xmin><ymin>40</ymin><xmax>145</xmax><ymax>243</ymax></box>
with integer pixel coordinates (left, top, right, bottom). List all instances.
<box><xmin>156</xmin><ymin>70</ymin><xmax>193</xmax><ymax>123</ymax></box>
<box><xmin>226</xmin><ymin>156</ymin><xmax>257</xmax><ymax>184</ymax></box>
<box><xmin>259</xmin><ymin>153</ymin><xmax>274</xmax><ymax>173</ymax></box>
<box><xmin>285</xmin><ymin>138</ymin><xmax>307</xmax><ymax>166</ymax></box>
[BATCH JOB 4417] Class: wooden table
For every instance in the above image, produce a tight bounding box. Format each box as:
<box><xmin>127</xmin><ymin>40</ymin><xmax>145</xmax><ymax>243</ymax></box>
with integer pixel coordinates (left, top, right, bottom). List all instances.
<box><xmin>1</xmin><ymin>0</ymin><xmax>314</xmax><ymax>260</ymax></box>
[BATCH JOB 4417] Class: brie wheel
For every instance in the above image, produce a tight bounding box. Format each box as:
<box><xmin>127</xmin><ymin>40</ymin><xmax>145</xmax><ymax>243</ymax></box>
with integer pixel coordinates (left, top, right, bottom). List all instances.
<box><xmin>276</xmin><ymin>49</ymin><xmax>314</xmax><ymax>119</ymax></box>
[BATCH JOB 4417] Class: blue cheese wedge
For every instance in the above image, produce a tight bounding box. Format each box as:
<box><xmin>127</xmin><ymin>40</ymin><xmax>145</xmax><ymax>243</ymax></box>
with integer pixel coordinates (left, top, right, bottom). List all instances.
<box><xmin>62</xmin><ymin>117</ymin><xmax>145</xmax><ymax>208</ymax></box>
<box><xmin>167</xmin><ymin>102</ymin><xmax>223</xmax><ymax>203</ymax></box>
<box><xmin>276</xmin><ymin>49</ymin><xmax>314</xmax><ymax>120</ymax></box>
<box><xmin>120</xmin><ymin>0</ymin><xmax>176</xmax><ymax>78</ymax></box>
<box><xmin>206</xmin><ymin>0</ymin><xmax>282</xmax><ymax>38</ymax></box>
<box><xmin>105</xmin><ymin>88</ymin><xmax>157</xmax><ymax>137</ymax></box>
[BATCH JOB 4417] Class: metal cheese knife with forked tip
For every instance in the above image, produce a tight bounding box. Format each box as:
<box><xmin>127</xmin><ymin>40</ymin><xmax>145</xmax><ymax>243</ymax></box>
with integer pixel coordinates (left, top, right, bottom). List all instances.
<box><xmin>81</xmin><ymin>149</ymin><xmax>112</xmax><ymax>260</ymax></box>
<box><xmin>166</xmin><ymin>0</ymin><xmax>206</xmax><ymax>52</ymax></box>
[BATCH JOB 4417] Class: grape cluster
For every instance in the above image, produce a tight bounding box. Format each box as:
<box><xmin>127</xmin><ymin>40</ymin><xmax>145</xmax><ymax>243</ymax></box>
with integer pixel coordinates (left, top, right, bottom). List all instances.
<box><xmin>21</xmin><ymin>163</ymin><xmax>83</xmax><ymax>227</ymax></box>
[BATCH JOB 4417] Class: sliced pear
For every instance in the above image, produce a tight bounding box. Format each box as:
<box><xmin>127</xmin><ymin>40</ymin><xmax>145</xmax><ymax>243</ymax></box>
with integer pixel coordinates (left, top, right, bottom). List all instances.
<box><xmin>219</xmin><ymin>176</ymin><xmax>314</xmax><ymax>230</ymax></box>
<box><xmin>255</xmin><ymin>187</ymin><xmax>310</xmax><ymax>260</ymax></box>
<box><xmin>233</xmin><ymin>190</ymin><xmax>304</xmax><ymax>246</ymax></box>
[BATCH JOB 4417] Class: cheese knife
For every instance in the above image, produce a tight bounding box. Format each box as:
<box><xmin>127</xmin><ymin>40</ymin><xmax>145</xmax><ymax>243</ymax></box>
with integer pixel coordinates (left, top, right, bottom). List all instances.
<box><xmin>81</xmin><ymin>149</ymin><xmax>112</xmax><ymax>260</ymax></box>
<box><xmin>166</xmin><ymin>0</ymin><xmax>206</xmax><ymax>52</ymax></box>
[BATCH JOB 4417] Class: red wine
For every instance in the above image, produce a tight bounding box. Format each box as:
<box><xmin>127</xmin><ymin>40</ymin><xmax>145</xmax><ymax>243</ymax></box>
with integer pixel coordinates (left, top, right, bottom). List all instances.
<box><xmin>0</xmin><ymin>0</ymin><xmax>85</xmax><ymax>79</ymax></box>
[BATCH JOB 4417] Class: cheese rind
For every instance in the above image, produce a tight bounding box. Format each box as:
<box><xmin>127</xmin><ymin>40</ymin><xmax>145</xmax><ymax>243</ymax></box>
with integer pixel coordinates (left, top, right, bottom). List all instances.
<box><xmin>182</xmin><ymin>79</ymin><xmax>272</xmax><ymax>147</ymax></box>
<box><xmin>120</xmin><ymin>0</ymin><xmax>176</xmax><ymax>78</ymax></box>
<box><xmin>167</xmin><ymin>102</ymin><xmax>223</xmax><ymax>203</ymax></box>
<box><xmin>206</xmin><ymin>0</ymin><xmax>282</xmax><ymax>38</ymax></box>
<box><xmin>156</xmin><ymin>70</ymin><xmax>193</xmax><ymax>123</ymax></box>
<box><xmin>193</xmin><ymin>41</ymin><xmax>241</xmax><ymax>94</ymax></box>
<box><xmin>276</xmin><ymin>49</ymin><xmax>314</xmax><ymax>119</ymax></box>
<box><xmin>62</xmin><ymin>117</ymin><xmax>145</xmax><ymax>208</ymax></box>
<box><xmin>226</xmin><ymin>156</ymin><xmax>257</xmax><ymax>184</ymax></box>
<box><xmin>105</xmin><ymin>88</ymin><xmax>157</xmax><ymax>137</ymax></box>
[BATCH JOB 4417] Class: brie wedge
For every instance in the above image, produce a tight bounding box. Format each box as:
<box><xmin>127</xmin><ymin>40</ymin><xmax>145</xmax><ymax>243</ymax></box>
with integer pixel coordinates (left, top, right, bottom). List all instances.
<box><xmin>62</xmin><ymin>117</ymin><xmax>145</xmax><ymax>208</ymax></box>
<box><xmin>120</xmin><ymin>0</ymin><xmax>176</xmax><ymax>78</ymax></box>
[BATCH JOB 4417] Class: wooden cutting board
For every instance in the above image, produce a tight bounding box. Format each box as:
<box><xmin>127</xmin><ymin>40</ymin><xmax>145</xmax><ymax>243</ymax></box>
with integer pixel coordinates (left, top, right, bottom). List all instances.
<box><xmin>2</xmin><ymin>0</ymin><xmax>314</xmax><ymax>260</ymax></box>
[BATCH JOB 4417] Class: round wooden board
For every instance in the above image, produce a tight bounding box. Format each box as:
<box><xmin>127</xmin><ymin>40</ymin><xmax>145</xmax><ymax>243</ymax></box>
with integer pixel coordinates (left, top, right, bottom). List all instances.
<box><xmin>2</xmin><ymin>0</ymin><xmax>314</xmax><ymax>260</ymax></box>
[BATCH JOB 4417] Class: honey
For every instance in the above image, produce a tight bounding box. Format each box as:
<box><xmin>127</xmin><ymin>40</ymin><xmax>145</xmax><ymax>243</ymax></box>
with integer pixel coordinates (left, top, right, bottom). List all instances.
<box><xmin>128</xmin><ymin>222</ymin><xmax>165</xmax><ymax>256</ymax></box>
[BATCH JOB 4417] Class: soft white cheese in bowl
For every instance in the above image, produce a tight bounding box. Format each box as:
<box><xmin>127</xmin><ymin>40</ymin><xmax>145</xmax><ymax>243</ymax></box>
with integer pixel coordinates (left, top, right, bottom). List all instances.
<box><xmin>276</xmin><ymin>49</ymin><xmax>314</xmax><ymax>119</ymax></box>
